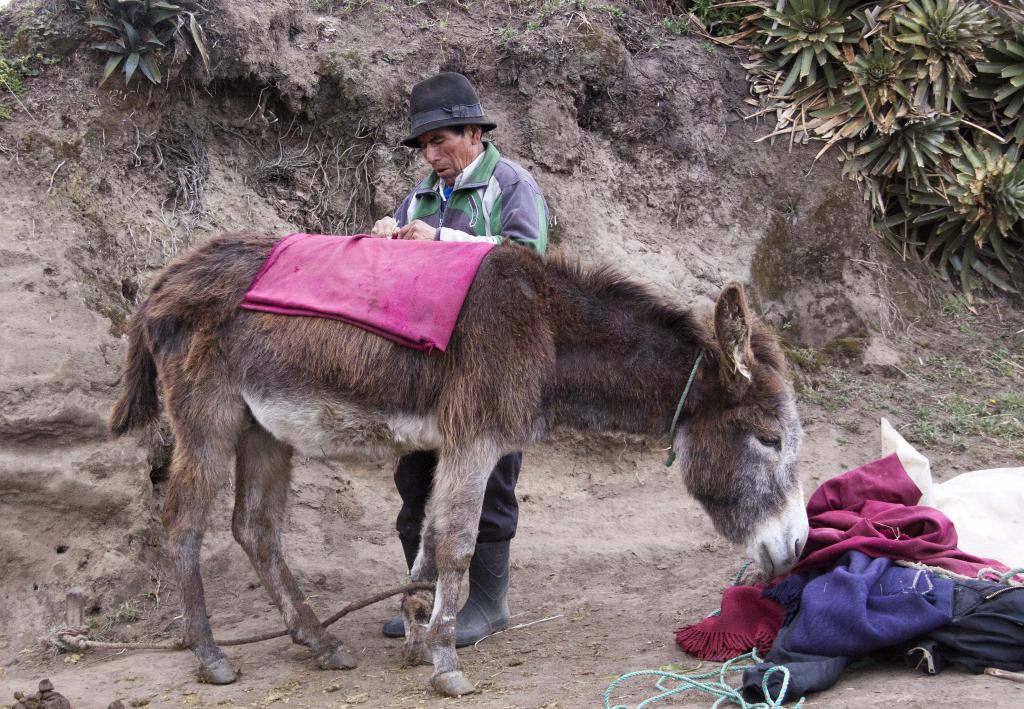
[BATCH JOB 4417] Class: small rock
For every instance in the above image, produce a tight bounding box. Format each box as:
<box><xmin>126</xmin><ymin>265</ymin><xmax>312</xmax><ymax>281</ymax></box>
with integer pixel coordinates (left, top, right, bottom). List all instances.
<box><xmin>11</xmin><ymin>678</ymin><xmax>71</xmax><ymax>709</ymax></box>
<box><xmin>324</xmin><ymin>683</ymin><xmax>341</xmax><ymax>693</ymax></box>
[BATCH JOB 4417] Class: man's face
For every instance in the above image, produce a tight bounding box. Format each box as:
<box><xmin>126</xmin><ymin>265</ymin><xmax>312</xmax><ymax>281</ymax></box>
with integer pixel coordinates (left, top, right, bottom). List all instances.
<box><xmin>417</xmin><ymin>126</ymin><xmax>483</xmax><ymax>184</ymax></box>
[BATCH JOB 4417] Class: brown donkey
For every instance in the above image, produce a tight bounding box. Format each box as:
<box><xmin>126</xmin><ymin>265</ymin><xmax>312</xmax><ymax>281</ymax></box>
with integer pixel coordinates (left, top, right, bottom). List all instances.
<box><xmin>110</xmin><ymin>233</ymin><xmax>807</xmax><ymax>697</ymax></box>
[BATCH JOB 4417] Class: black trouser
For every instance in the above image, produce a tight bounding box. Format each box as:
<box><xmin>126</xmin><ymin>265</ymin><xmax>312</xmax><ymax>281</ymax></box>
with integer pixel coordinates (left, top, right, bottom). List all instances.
<box><xmin>394</xmin><ymin>450</ymin><xmax>522</xmax><ymax>544</ymax></box>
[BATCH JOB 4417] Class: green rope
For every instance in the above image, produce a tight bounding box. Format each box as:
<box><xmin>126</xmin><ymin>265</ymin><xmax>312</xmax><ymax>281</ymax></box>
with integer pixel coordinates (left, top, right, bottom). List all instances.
<box><xmin>665</xmin><ymin>351</ymin><xmax>704</xmax><ymax>468</ymax></box>
<box><xmin>733</xmin><ymin>561</ymin><xmax>753</xmax><ymax>586</ymax></box>
<box><xmin>990</xmin><ymin>567</ymin><xmax>1024</xmax><ymax>585</ymax></box>
<box><xmin>603</xmin><ymin>649</ymin><xmax>805</xmax><ymax>709</ymax></box>
<box><xmin>700</xmin><ymin>563</ymin><xmax>755</xmax><ymax>621</ymax></box>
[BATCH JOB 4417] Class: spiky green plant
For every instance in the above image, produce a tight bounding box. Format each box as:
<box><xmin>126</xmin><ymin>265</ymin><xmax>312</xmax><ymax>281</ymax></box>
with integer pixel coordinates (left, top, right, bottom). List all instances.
<box><xmin>841</xmin><ymin>38</ymin><xmax>919</xmax><ymax>130</ymax></box>
<box><xmin>89</xmin><ymin>0</ymin><xmax>210</xmax><ymax>86</ymax></box>
<box><xmin>729</xmin><ymin>1</ymin><xmax>1024</xmax><ymax>294</ymax></box>
<box><xmin>806</xmin><ymin>31</ymin><xmax>920</xmax><ymax>151</ymax></box>
<box><xmin>842</xmin><ymin>115</ymin><xmax>960</xmax><ymax>184</ymax></box>
<box><xmin>884</xmin><ymin>139</ymin><xmax>1024</xmax><ymax>291</ymax></box>
<box><xmin>759</xmin><ymin>0</ymin><xmax>858</xmax><ymax>95</ymax></box>
<box><xmin>890</xmin><ymin>0</ymin><xmax>993</xmax><ymax>112</ymax></box>
<box><xmin>969</xmin><ymin>17</ymin><xmax>1024</xmax><ymax>143</ymax></box>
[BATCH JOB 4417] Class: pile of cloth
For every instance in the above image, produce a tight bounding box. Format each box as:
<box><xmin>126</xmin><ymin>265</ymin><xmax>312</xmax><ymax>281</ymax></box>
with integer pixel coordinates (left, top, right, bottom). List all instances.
<box><xmin>675</xmin><ymin>420</ymin><xmax>1024</xmax><ymax>703</ymax></box>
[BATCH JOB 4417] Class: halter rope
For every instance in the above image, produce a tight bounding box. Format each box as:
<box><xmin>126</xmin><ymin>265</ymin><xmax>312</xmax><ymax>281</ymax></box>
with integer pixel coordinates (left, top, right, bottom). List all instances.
<box><xmin>664</xmin><ymin>351</ymin><xmax>704</xmax><ymax>467</ymax></box>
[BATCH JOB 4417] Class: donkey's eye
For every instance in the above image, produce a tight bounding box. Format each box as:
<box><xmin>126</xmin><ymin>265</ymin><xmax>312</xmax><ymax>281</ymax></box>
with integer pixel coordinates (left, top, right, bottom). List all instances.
<box><xmin>756</xmin><ymin>435</ymin><xmax>782</xmax><ymax>451</ymax></box>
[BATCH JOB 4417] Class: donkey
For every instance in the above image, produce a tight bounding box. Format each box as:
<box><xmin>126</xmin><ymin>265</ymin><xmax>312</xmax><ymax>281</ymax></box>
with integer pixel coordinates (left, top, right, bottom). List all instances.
<box><xmin>110</xmin><ymin>233</ymin><xmax>807</xmax><ymax>697</ymax></box>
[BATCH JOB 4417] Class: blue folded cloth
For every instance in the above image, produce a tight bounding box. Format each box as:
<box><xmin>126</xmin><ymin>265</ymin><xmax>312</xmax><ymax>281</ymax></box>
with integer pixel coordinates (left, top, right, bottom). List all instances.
<box><xmin>788</xmin><ymin>551</ymin><xmax>954</xmax><ymax>657</ymax></box>
<box><xmin>743</xmin><ymin>551</ymin><xmax>955</xmax><ymax>703</ymax></box>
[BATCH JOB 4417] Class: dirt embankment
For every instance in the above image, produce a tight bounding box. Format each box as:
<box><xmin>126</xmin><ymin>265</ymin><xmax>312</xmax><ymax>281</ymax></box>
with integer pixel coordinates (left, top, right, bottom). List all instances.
<box><xmin>1</xmin><ymin>1</ymin><xmax>1020</xmax><ymax>707</ymax></box>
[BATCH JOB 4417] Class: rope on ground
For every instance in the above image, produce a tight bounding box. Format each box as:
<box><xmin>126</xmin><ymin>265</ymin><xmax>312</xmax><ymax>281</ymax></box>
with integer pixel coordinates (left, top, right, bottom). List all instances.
<box><xmin>732</xmin><ymin>561</ymin><xmax>753</xmax><ymax>586</ymax></box>
<box><xmin>701</xmin><ymin>561</ymin><xmax>757</xmax><ymax>621</ymax></box>
<box><xmin>894</xmin><ymin>561</ymin><xmax>1024</xmax><ymax>586</ymax></box>
<box><xmin>982</xmin><ymin>567</ymin><xmax>1024</xmax><ymax>585</ymax></box>
<box><xmin>45</xmin><ymin>581</ymin><xmax>434</xmax><ymax>654</ymax></box>
<box><xmin>603</xmin><ymin>649</ymin><xmax>805</xmax><ymax>709</ymax></box>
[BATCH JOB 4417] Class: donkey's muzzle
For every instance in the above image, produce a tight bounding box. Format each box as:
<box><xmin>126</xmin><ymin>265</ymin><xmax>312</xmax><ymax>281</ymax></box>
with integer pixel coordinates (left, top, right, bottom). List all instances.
<box><xmin>745</xmin><ymin>491</ymin><xmax>808</xmax><ymax>579</ymax></box>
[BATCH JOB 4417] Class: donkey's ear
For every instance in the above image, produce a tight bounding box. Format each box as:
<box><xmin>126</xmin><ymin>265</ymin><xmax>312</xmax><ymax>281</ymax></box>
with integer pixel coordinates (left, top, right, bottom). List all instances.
<box><xmin>714</xmin><ymin>282</ymin><xmax>754</xmax><ymax>396</ymax></box>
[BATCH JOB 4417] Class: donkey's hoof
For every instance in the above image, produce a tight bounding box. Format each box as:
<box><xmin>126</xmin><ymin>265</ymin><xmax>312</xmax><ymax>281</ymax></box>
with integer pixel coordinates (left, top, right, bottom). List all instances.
<box><xmin>401</xmin><ymin>639</ymin><xmax>432</xmax><ymax>667</ymax></box>
<box><xmin>431</xmin><ymin>670</ymin><xmax>476</xmax><ymax>697</ymax></box>
<box><xmin>197</xmin><ymin>658</ymin><xmax>238</xmax><ymax>685</ymax></box>
<box><xmin>316</xmin><ymin>644</ymin><xmax>358</xmax><ymax>670</ymax></box>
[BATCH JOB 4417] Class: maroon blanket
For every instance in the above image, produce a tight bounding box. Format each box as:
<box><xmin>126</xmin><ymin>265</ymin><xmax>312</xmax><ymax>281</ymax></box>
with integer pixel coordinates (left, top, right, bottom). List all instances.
<box><xmin>239</xmin><ymin>233</ymin><xmax>495</xmax><ymax>352</ymax></box>
<box><xmin>795</xmin><ymin>453</ymin><xmax>1008</xmax><ymax>577</ymax></box>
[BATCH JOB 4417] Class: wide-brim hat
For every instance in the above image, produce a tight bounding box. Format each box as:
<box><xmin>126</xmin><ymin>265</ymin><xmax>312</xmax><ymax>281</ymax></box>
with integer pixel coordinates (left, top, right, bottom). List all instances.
<box><xmin>401</xmin><ymin>72</ymin><xmax>497</xmax><ymax>148</ymax></box>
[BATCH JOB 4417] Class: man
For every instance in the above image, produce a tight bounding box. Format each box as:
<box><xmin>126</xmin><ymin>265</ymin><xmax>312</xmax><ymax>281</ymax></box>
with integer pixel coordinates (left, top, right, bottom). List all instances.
<box><xmin>370</xmin><ymin>71</ymin><xmax>548</xmax><ymax>647</ymax></box>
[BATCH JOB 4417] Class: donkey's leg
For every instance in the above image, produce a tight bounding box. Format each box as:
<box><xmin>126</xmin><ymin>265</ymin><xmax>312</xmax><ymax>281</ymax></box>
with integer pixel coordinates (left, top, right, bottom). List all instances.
<box><xmin>400</xmin><ymin>517</ymin><xmax>440</xmax><ymax>666</ymax></box>
<box><xmin>162</xmin><ymin>405</ymin><xmax>246</xmax><ymax>684</ymax></box>
<box><xmin>422</xmin><ymin>441</ymin><xmax>501</xmax><ymax>697</ymax></box>
<box><xmin>232</xmin><ymin>423</ymin><xmax>357</xmax><ymax>671</ymax></box>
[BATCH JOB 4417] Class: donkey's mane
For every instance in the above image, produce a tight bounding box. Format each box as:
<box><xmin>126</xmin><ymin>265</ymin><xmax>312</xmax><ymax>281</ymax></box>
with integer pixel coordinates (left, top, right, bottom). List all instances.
<box><xmin>544</xmin><ymin>253</ymin><xmax>787</xmax><ymax>379</ymax></box>
<box><xmin>546</xmin><ymin>255</ymin><xmax>711</xmax><ymax>344</ymax></box>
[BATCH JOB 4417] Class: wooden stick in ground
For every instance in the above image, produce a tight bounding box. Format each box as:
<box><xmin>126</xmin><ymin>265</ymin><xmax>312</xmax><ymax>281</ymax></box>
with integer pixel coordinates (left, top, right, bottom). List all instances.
<box><xmin>53</xmin><ymin>580</ymin><xmax>437</xmax><ymax>652</ymax></box>
<box><xmin>220</xmin><ymin>580</ymin><xmax>435</xmax><ymax>647</ymax></box>
<box><xmin>65</xmin><ymin>589</ymin><xmax>84</xmax><ymax>629</ymax></box>
<box><xmin>985</xmin><ymin>667</ymin><xmax>1024</xmax><ymax>684</ymax></box>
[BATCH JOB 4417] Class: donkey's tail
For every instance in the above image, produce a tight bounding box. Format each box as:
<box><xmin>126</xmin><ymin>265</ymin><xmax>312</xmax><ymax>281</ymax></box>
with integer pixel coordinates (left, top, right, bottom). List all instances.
<box><xmin>110</xmin><ymin>312</ymin><xmax>160</xmax><ymax>436</ymax></box>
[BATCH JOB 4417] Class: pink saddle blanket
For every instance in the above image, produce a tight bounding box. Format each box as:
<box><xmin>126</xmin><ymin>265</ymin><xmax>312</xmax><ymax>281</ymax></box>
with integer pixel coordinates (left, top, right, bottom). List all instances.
<box><xmin>239</xmin><ymin>233</ymin><xmax>495</xmax><ymax>352</ymax></box>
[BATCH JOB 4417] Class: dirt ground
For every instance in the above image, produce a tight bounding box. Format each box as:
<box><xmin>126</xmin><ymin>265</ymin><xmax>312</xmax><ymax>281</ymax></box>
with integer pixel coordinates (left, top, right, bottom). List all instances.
<box><xmin>2</xmin><ymin>0</ymin><xmax>1023</xmax><ymax>707</ymax></box>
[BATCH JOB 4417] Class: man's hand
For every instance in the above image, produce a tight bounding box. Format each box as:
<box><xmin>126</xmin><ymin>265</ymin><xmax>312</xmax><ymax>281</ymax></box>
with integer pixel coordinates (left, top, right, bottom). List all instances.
<box><xmin>396</xmin><ymin>220</ymin><xmax>437</xmax><ymax>241</ymax></box>
<box><xmin>371</xmin><ymin>216</ymin><xmax>399</xmax><ymax>238</ymax></box>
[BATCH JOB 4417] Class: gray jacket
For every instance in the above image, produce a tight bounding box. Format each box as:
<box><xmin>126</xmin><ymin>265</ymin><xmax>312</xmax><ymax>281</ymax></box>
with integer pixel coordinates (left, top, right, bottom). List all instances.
<box><xmin>393</xmin><ymin>142</ymin><xmax>548</xmax><ymax>255</ymax></box>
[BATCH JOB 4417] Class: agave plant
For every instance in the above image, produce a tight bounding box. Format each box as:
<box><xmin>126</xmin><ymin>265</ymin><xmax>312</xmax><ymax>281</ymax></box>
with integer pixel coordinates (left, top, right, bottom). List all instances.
<box><xmin>89</xmin><ymin>0</ymin><xmax>210</xmax><ymax>86</ymax></box>
<box><xmin>759</xmin><ymin>0</ymin><xmax>859</xmax><ymax>95</ymax></box>
<box><xmin>842</xmin><ymin>115</ymin><xmax>960</xmax><ymax>184</ymax></box>
<box><xmin>885</xmin><ymin>138</ymin><xmax>1024</xmax><ymax>291</ymax></box>
<box><xmin>735</xmin><ymin>0</ymin><xmax>1024</xmax><ymax>294</ymax></box>
<box><xmin>969</xmin><ymin>19</ymin><xmax>1024</xmax><ymax>143</ymax></box>
<box><xmin>840</xmin><ymin>38</ymin><xmax>919</xmax><ymax>131</ymax></box>
<box><xmin>890</xmin><ymin>0</ymin><xmax>993</xmax><ymax>112</ymax></box>
<box><xmin>804</xmin><ymin>36</ymin><xmax>919</xmax><ymax>152</ymax></box>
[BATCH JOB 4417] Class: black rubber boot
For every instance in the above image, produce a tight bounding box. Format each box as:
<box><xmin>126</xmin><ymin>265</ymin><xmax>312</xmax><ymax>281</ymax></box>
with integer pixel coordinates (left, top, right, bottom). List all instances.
<box><xmin>382</xmin><ymin>536</ymin><xmax>420</xmax><ymax>638</ymax></box>
<box><xmin>455</xmin><ymin>540</ymin><xmax>511</xmax><ymax>648</ymax></box>
<box><xmin>383</xmin><ymin>540</ymin><xmax>512</xmax><ymax>647</ymax></box>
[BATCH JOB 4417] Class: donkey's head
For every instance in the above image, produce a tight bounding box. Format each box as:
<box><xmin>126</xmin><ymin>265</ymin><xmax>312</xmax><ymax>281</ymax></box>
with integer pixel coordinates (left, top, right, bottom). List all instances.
<box><xmin>675</xmin><ymin>283</ymin><xmax>807</xmax><ymax>578</ymax></box>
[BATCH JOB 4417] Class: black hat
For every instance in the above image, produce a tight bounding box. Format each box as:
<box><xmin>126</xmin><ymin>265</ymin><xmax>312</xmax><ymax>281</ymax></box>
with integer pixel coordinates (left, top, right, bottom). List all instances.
<box><xmin>401</xmin><ymin>72</ymin><xmax>497</xmax><ymax>148</ymax></box>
